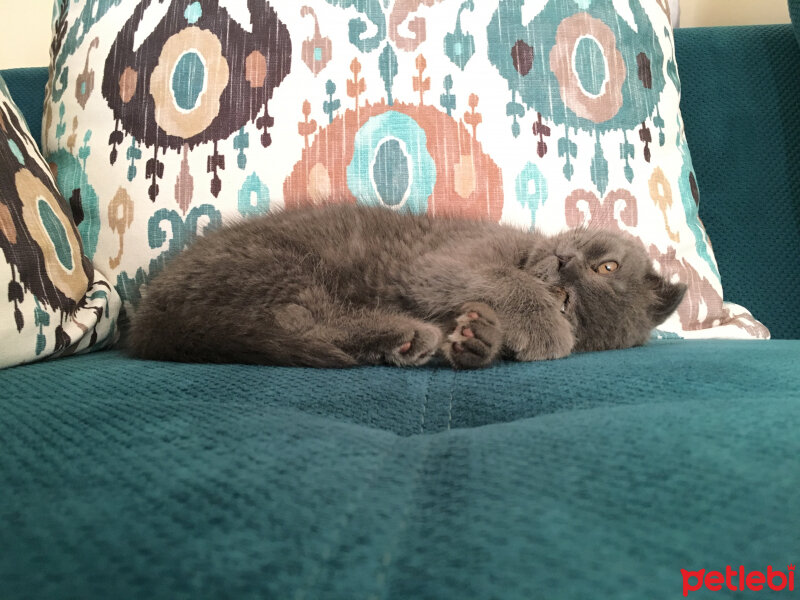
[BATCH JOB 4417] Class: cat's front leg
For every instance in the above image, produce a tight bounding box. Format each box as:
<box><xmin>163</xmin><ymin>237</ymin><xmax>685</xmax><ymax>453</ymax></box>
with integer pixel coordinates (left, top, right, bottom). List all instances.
<box><xmin>403</xmin><ymin>257</ymin><xmax>574</xmax><ymax>364</ymax></box>
<box><xmin>437</xmin><ymin>292</ymin><xmax>572</xmax><ymax>367</ymax></box>
<box><xmin>497</xmin><ymin>285</ymin><xmax>576</xmax><ymax>362</ymax></box>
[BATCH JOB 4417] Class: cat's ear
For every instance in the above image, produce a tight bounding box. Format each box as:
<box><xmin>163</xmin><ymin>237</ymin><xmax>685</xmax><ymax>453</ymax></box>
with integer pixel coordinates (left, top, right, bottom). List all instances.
<box><xmin>646</xmin><ymin>273</ymin><xmax>687</xmax><ymax>325</ymax></box>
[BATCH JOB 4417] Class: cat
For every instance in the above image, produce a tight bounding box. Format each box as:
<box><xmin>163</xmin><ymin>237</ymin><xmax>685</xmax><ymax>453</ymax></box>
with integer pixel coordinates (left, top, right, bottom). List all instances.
<box><xmin>127</xmin><ymin>204</ymin><xmax>686</xmax><ymax>369</ymax></box>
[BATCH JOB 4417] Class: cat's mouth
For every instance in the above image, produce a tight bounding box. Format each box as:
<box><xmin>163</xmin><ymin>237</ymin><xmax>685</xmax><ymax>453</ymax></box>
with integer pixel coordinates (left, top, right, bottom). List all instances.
<box><xmin>554</xmin><ymin>287</ymin><xmax>571</xmax><ymax>314</ymax></box>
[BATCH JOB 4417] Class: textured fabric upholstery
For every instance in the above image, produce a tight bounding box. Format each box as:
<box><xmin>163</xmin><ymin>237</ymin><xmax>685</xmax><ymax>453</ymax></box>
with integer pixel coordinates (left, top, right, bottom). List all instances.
<box><xmin>790</xmin><ymin>0</ymin><xmax>800</xmax><ymax>47</ymax></box>
<box><xmin>1</xmin><ymin>68</ymin><xmax>46</xmax><ymax>148</ymax></box>
<box><xmin>1</xmin><ymin>341</ymin><xmax>796</xmax><ymax>435</ymax></box>
<box><xmin>677</xmin><ymin>25</ymin><xmax>800</xmax><ymax>339</ymax></box>
<box><xmin>2</xmin><ymin>341</ymin><xmax>799</xmax><ymax>599</ymax></box>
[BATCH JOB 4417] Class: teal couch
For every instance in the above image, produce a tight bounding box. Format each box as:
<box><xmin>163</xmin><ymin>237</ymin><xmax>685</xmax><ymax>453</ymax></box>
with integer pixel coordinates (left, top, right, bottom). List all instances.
<box><xmin>1</xmin><ymin>25</ymin><xmax>799</xmax><ymax>600</ymax></box>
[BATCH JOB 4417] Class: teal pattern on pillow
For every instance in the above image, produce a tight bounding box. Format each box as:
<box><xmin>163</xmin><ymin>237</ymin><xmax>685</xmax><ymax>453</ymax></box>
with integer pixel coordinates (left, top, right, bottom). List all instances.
<box><xmin>0</xmin><ymin>74</ymin><xmax>120</xmax><ymax>369</ymax></box>
<box><xmin>42</xmin><ymin>0</ymin><xmax>768</xmax><ymax>340</ymax></box>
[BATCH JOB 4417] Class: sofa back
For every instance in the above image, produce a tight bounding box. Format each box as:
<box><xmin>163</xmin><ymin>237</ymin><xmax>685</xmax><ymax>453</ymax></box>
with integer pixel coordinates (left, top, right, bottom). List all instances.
<box><xmin>677</xmin><ymin>24</ymin><xmax>800</xmax><ymax>339</ymax></box>
<box><xmin>2</xmin><ymin>68</ymin><xmax>45</xmax><ymax>154</ymax></box>
<box><xmin>2</xmin><ymin>24</ymin><xmax>799</xmax><ymax>338</ymax></box>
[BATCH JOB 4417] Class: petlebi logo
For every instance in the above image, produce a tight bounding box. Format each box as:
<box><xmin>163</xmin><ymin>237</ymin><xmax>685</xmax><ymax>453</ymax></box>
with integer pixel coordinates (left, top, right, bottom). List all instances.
<box><xmin>682</xmin><ymin>564</ymin><xmax>795</xmax><ymax>596</ymax></box>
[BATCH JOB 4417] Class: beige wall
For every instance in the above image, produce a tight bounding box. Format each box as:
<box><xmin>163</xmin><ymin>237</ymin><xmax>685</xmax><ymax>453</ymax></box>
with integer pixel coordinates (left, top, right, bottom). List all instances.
<box><xmin>682</xmin><ymin>0</ymin><xmax>790</xmax><ymax>27</ymax></box>
<box><xmin>0</xmin><ymin>0</ymin><xmax>52</xmax><ymax>69</ymax></box>
<box><xmin>0</xmin><ymin>0</ymin><xmax>794</xmax><ymax>70</ymax></box>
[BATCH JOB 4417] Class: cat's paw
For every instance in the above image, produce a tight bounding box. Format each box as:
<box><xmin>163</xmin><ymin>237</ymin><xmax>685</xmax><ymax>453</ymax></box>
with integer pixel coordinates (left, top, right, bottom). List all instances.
<box><xmin>387</xmin><ymin>324</ymin><xmax>442</xmax><ymax>367</ymax></box>
<box><xmin>512</xmin><ymin>310</ymin><xmax>575</xmax><ymax>361</ymax></box>
<box><xmin>442</xmin><ymin>302</ymin><xmax>503</xmax><ymax>369</ymax></box>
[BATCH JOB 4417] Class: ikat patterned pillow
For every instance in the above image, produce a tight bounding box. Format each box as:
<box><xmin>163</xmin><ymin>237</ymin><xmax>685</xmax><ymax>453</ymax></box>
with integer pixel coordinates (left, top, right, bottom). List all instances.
<box><xmin>0</xmin><ymin>74</ymin><xmax>119</xmax><ymax>369</ymax></box>
<box><xmin>43</xmin><ymin>0</ymin><xmax>768</xmax><ymax>339</ymax></box>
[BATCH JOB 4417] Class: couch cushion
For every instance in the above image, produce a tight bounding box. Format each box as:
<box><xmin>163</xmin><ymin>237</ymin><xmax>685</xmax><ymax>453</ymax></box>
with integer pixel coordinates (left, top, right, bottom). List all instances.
<box><xmin>791</xmin><ymin>0</ymin><xmax>800</xmax><ymax>47</ymax></box>
<box><xmin>1</xmin><ymin>340</ymin><xmax>796</xmax><ymax>434</ymax></box>
<box><xmin>2</xmin><ymin>341</ymin><xmax>798</xmax><ymax>599</ymax></box>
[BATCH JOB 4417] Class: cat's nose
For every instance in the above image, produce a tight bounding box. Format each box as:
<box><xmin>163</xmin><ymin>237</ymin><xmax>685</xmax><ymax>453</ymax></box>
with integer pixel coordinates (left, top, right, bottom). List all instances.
<box><xmin>556</xmin><ymin>254</ymin><xmax>575</xmax><ymax>270</ymax></box>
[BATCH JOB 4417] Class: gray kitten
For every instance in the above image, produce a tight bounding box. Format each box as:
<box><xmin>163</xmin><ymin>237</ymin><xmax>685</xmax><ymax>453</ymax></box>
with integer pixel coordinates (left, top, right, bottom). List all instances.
<box><xmin>128</xmin><ymin>204</ymin><xmax>686</xmax><ymax>369</ymax></box>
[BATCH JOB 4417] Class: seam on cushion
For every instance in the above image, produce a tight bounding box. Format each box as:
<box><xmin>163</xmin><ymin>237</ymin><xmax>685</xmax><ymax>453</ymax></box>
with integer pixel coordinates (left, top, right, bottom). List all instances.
<box><xmin>375</xmin><ymin>435</ymin><xmax>434</xmax><ymax>596</ymax></box>
<box><xmin>447</xmin><ymin>372</ymin><xmax>456</xmax><ymax>431</ymax></box>
<box><xmin>295</xmin><ymin>433</ymin><xmax>400</xmax><ymax>597</ymax></box>
<box><xmin>419</xmin><ymin>372</ymin><xmax>431</xmax><ymax>434</ymax></box>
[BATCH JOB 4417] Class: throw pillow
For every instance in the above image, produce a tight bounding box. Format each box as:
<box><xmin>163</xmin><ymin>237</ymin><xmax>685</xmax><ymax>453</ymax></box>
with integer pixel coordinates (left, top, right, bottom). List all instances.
<box><xmin>42</xmin><ymin>0</ymin><xmax>768</xmax><ymax>340</ymax></box>
<box><xmin>0</xmin><ymin>74</ymin><xmax>119</xmax><ymax>369</ymax></box>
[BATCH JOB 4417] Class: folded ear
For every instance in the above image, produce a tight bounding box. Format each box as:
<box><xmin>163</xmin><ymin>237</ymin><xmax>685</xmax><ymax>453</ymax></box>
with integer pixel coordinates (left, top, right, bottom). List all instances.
<box><xmin>646</xmin><ymin>273</ymin><xmax>687</xmax><ymax>326</ymax></box>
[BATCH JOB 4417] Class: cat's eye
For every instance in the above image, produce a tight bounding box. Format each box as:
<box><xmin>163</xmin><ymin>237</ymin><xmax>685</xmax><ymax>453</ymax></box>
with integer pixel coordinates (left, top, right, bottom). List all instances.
<box><xmin>595</xmin><ymin>261</ymin><xmax>619</xmax><ymax>274</ymax></box>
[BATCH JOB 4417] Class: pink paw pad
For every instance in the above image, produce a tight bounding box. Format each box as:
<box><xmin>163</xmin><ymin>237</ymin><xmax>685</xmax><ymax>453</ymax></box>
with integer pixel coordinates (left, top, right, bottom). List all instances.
<box><xmin>444</xmin><ymin>302</ymin><xmax>502</xmax><ymax>369</ymax></box>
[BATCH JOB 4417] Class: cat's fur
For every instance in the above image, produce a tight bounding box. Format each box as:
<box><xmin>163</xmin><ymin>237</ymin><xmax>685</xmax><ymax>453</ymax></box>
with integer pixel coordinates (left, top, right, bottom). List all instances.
<box><xmin>128</xmin><ymin>204</ymin><xmax>686</xmax><ymax>369</ymax></box>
